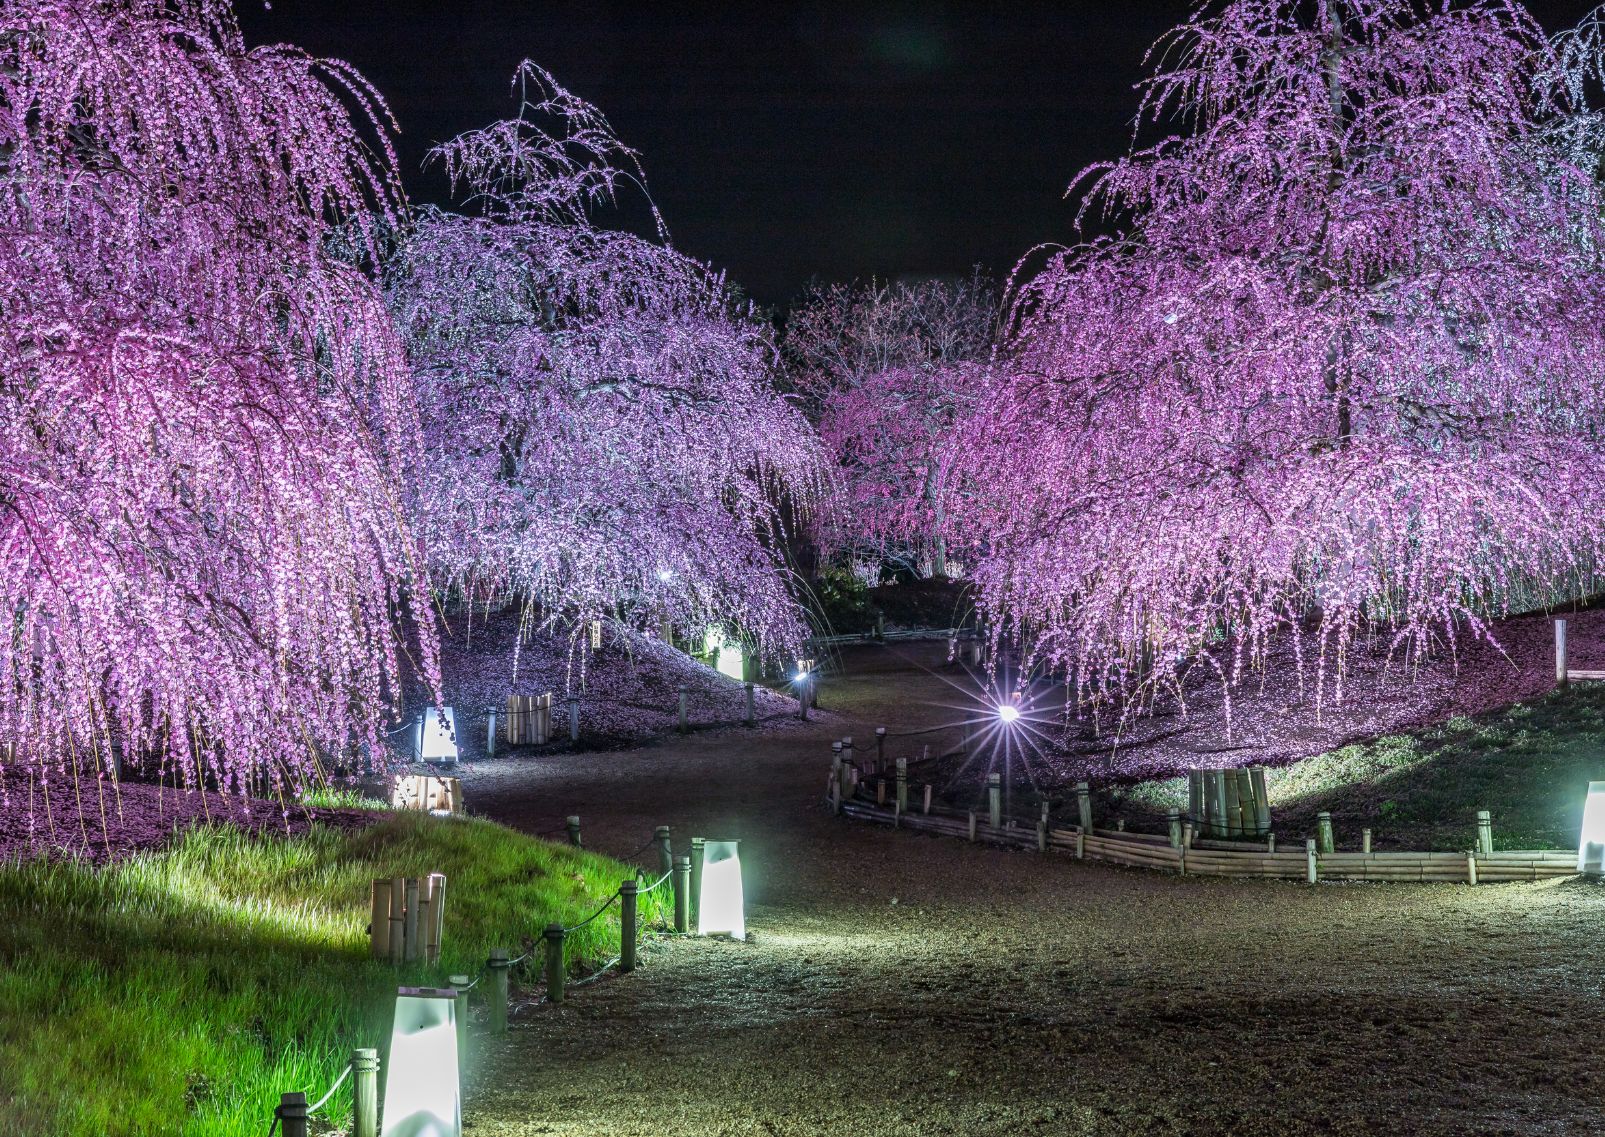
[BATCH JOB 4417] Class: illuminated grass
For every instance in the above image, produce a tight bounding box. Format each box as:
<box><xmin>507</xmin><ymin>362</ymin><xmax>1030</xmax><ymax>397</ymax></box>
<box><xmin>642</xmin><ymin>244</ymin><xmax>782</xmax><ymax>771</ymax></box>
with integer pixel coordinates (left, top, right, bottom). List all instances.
<box><xmin>0</xmin><ymin>813</ymin><xmax>668</xmax><ymax>1136</ymax></box>
<box><xmin>1107</xmin><ymin>684</ymin><xmax>1605</xmax><ymax>851</ymax></box>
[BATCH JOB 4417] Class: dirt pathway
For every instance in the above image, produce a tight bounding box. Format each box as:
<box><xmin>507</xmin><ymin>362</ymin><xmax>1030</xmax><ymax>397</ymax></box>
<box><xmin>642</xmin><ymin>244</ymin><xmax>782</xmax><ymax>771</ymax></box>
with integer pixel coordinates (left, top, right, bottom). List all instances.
<box><xmin>461</xmin><ymin>643</ymin><xmax>1605</xmax><ymax>1137</ymax></box>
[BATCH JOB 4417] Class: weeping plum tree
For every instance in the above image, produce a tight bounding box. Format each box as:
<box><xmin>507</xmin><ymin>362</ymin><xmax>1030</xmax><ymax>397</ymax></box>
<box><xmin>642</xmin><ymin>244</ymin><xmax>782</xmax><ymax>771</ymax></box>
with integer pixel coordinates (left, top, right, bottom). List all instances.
<box><xmin>0</xmin><ymin>0</ymin><xmax>437</xmax><ymax>802</ymax></box>
<box><xmin>786</xmin><ymin>275</ymin><xmax>996</xmax><ymax>578</ymax></box>
<box><xmin>961</xmin><ymin>0</ymin><xmax>1605</xmax><ymax>704</ymax></box>
<box><xmin>386</xmin><ymin>66</ymin><xmax>825</xmax><ymax>655</ymax></box>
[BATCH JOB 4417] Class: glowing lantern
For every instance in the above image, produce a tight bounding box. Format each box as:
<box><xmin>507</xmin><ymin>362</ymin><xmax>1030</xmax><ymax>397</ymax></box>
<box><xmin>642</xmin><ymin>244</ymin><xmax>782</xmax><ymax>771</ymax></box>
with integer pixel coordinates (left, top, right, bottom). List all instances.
<box><xmin>997</xmin><ymin>703</ymin><xmax>1020</xmax><ymax>724</ymax></box>
<box><xmin>415</xmin><ymin>707</ymin><xmax>459</xmax><ymax>765</ymax></box>
<box><xmin>715</xmin><ymin>642</ymin><xmax>746</xmax><ymax>681</ymax></box>
<box><xmin>1578</xmin><ymin>781</ymin><xmax>1605</xmax><ymax>876</ymax></box>
<box><xmin>381</xmin><ymin>987</ymin><xmax>460</xmax><ymax>1137</ymax></box>
<box><xmin>694</xmin><ymin>839</ymin><xmax>745</xmax><ymax>940</ymax></box>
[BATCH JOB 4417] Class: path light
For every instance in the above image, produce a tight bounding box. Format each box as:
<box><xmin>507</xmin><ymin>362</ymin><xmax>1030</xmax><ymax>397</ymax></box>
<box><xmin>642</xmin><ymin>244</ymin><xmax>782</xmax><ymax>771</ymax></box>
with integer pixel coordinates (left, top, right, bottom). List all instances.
<box><xmin>414</xmin><ymin>707</ymin><xmax>459</xmax><ymax>766</ymax></box>
<box><xmin>693</xmin><ymin>839</ymin><xmax>745</xmax><ymax>941</ymax></box>
<box><xmin>381</xmin><ymin>986</ymin><xmax>460</xmax><ymax>1137</ymax></box>
<box><xmin>997</xmin><ymin>702</ymin><xmax>1021</xmax><ymax>724</ymax></box>
<box><xmin>1579</xmin><ymin>781</ymin><xmax>1605</xmax><ymax>876</ymax></box>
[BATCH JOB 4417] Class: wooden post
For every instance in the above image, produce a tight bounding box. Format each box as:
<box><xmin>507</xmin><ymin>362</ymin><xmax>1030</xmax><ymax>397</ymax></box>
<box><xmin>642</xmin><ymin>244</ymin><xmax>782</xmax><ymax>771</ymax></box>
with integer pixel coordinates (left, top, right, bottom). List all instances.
<box><xmin>1075</xmin><ymin>781</ymin><xmax>1092</xmax><ymax>832</ymax></box>
<box><xmin>544</xmin><ymin>923</ymin><xmax>566</xmax><ymax>1003</ymax></box>
<box><xmin>568</xmin><ymin>696</ymin><xmax>580</xmax><ymax>743</ymax></box>
<box><xmin>876</xmin><ymin>779</ymin><xmax>887</xmax><ymax>806</ymax></box>
<box><xmin>689</xmin><ymin>839</ymin><xmax>704</xmax><ymax>926</ymax></box>
<box><xmin>388</xmin><ymin>877</ymin><xmax>405</xmax><ymax>965</ymax></box>
<box><xmin>1168</xmin><ymin>810</ymin><xmax>1183</xmax><ymax>848</ymax></box>
<box><xmin>673</xmin><ymin>854</ymin><xmax>691</xmax><ymax>933</ymax></box>
<box><xmin>403</xmin><ymin>877</ymin><xmax>421</xmax><ymax>963</ymax></box>
<box><xmin>1361</xmin><ymin>828</ymin><xmax>1372</xmax><ymax>855</ymax></box>
<box><xmin>922</xmin><ymin>784</ymin><xmax>932</xmax><ymax>815</ymax></box>
<box><xmin>677</xmin><ymin>684</ymin><xmax>689</xmax><ymax>732</ymax></box>
<box><xmin>275</xmin><ymin>1092</ymin><xmax>309</xmax><ymax>1137</ymax></box>
<box><xmin>1076</xmin><ymin>830</ymin><xmax>1086</xmax><ymax>859</ymax></box>
<box><xmin>487</xmin><ymin>948</ymin><xmax>510</xmax><ymax>1034</ymax></box>
<box><xmin>352</xmin><ymin>1050</ymin><xmax>379</xmax><ymax>1137</ymax></box>
<box><xmin>1037</xmin><ymin>819</ymin><xmax>1047</xmax><ymax>852</ymax></box>
<box><xmin>988</xmin><ymin>773</ymin><xmax>1002</xmax><ymax>829</ymax></box>
<box><xmin>369</xmin><ymin>879</ymin><xmax>391</xmax><ymax>960</ymax></box>
<box><xmin>1557</xmin><ymin>618</ymin><xmax>1569</xmax><ymax>686</ymax></box>
<box><xmin>1476</xmin><ymin>810</ymin><xmax>1493</xmax><ymax>856</ymax></box>
<box><xmin>1182</xmin><ymin>822</ymin><xmax>1194</xmax><ymax>850</ymax></box>
<box><xmin>743</xmin><ymin>682</ymin><xmax>755</xmax><ymax>727</ymax></box>
<box><xmin>876</xmin><ymin>727</ymin><xmax>886</xmax><ymax>767</ymax></box>
<box><xmin>968</xmin><ymin>811</ymin><xmax>978</xmax><ymax>842</ymax></box>
<box><xmin>1316</xmin><ymin>812</ymin><xmax>1334</xmax><ymax>855</ymax></box>
<box><xmin>656</xmin><ymin>826</ymin><xmax>673</xmax><ymax>877</ymax></box>
<box><xmin>1306</xmin><ymin>838</ymin><xmax>1318</xmax><ymax>884</ymax></box>
<box><xmin>566</xmin><ymin>815</ymin><xmax>582</xmax><ymax>848</ymax></box>
<box><xmin>895</xmin><ymin>758</ymin><xmax>908</xmax><ymax>813</ymax></box>
<box><xmin>486</xmin><ymin>708</ymin><xmax>497</xmax><ymax>758</ymax></box>
<box><xmin>1251</xmin><ymin>766</ymin><xmax>1271</xmax><ymax>836</ymax></box>
<box><xmin>620</xmin><ymin>880</ymin><xmax>638</xmax><ymax>973</ymax></box>
<box><xmin>1467</xmin><ymin>848</ymin><xmax>1479</xmax><ymax>886</ymax></box>
<box><xmin>1266</xmin><ymin>832</ymin><xmax>1276</xmax><ymax>853</ymax></box>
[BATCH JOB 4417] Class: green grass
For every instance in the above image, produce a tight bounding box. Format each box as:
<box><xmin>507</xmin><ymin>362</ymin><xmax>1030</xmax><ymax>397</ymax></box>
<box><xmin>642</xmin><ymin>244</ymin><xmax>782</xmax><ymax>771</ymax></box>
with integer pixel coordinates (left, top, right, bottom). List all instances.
<box><xmin>296</xmin><ymin>785</ymin><xmax>391</xmax><ymax>811</ymax></box>
<box><xmin>1103</xmin><ymin>683</ymin><xmax>1605</xmax><ymax>851</ymax></box>
<box><xmin>0</xmin><ymin>813</ymin><xmax>670</xmax><ymax>1136</ymax></box>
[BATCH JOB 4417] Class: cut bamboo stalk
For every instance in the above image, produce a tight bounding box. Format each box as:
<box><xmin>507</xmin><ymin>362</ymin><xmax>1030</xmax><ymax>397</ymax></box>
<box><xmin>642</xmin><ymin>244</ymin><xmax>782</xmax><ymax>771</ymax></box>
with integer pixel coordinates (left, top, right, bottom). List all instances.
<box><xmin>428</xmin><ymin>873</ymin><xmax>446</xmax><ymax>964</ymax></box>
<box><xmin>403</xmin><ymin>877</ymin><xmax>421</xmax><ymax>964</ymax></box>
<box><xmin>1476</xmin><ymin>810</ymin><xmax>1493</xmax><ymax>856</ymax></box>
<box><xmin>369</xmin><ymin>879</ymin><xmax>390</xmax><ymax>959</ymax></box>
<box><xmin>922</xmin><ymin>784</ymin><xmax>932</xmax><ymax>815</ymax></box>
<box><xmin>1234</xmin><ymin>767</ymin><xmax>1254</xmax><ymax>838</ymax></box>
<box><xmin>1362</xmin><ymin>828</ymin><xmax>1372</xmax><ymax>855</ymax></box>
<box><xmin>1306</xmin><ymin>839</ymin><xmax>1318</xmax><ymax>884</ymax></box>
<box><xmin>1557</xmin><ymin>618</ymin><xmax>1569</xmax><ymax>686</ymax></box>
<box><xmin>388</xmin><ymin>877</ymin><xmax>406</xmax><ymax>965</ymax></box>
<box><xmin>1251</xmin><ymin>766</ymin><xmax>1270</xmax><ymax>835</ymax></box>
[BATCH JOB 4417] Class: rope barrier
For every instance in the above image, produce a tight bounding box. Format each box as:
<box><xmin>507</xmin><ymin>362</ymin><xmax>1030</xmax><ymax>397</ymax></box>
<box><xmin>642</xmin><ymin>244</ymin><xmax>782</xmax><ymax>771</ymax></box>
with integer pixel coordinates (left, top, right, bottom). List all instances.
<box><xmin>567</xmin><ymin>957</ymin><xmax>621</xmax><ymax>989</ymax></box>
<box><xmin>636</xmin><ymin>866</ymin><xmax>674</xmax><ymax>894</ymax></box>
<box><xmin>306</xmin><ymin>1062</ymin><xmax>352</xmax><ymax>1116</ymax></box>
<box><xmin>562</xmin><ymin>889</ymin><xmax>621</xmax><ymax>933</ymax></box>
<box><xmin>507</xmin><ymin>950</ymin><xmax>532</xmax><ymax>967</ymax></box>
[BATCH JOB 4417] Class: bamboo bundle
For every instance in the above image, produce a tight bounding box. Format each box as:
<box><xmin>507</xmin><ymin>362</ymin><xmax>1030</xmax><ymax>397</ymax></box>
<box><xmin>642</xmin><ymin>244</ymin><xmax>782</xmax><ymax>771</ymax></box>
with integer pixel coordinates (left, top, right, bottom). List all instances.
<box><xmin>369</xmin><ymin>879</ymin><xmax>391</xmax><ymax>959</ymax></box>
<box><xmin>502</xmin><ymin>693</ymin><xmax>553</xmax><ymax>745</ymax></box>
<box><xmin>1091</xmin><ymin>827</ymin><xmax>1170</xmax><ymax>845</ymax></box>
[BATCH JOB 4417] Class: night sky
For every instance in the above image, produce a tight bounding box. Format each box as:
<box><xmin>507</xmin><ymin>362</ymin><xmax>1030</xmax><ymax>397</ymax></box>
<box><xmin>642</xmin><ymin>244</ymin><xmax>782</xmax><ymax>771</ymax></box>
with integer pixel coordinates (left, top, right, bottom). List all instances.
<box><xmin>239</xmin><ymin>1</ymin><xmax>1601</xmax><ymax>308</ymax></box>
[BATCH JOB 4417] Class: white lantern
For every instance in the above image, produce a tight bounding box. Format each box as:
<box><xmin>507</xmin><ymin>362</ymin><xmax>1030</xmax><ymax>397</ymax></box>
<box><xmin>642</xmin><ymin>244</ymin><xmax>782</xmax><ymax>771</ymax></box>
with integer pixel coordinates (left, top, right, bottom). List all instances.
<box><xmin>695</xmin><ymin>839</ymin><xmax>745</xmax><ymax>941</ymax></box>
<box><xmin>381</xmin><ymin>986</ymin><xmax>460</xmax><ymax>1137</ymax></box>
<box><xmin>1578</xmin><ymin>781</ymin><xmax>1605</xmax><ymax>876</ymax></box>
<box><xmin>715</xmin><ymin>642</ymin><xmax>746</xmax><ymax>682</ymax></box>
<box><xmin>414</xmin><ymin>707</ymin><xmax>459</xmax><ymax>765</ymax></box>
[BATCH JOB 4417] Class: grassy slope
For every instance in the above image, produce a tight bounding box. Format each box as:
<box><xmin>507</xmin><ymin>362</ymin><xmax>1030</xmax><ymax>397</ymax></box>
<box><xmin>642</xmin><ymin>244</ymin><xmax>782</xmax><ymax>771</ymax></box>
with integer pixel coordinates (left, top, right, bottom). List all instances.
<box><xmin>1104</xmin><ymin>683</ymin><xmax>1605</xmax><ymax>851</ymax></box>
<box><xmin>0</xmin><ymin>812</ymin><xmax>668</xmax><ymax>1136</ymax></box>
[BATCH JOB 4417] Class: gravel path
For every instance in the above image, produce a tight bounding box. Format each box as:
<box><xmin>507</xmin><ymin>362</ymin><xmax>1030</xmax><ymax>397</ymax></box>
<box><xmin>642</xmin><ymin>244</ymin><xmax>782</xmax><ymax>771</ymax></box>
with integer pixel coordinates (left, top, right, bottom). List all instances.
<box><xmin>459</xmin><ymin>642</ymin><xmax>1605</xmax><ymax>1137</ymax></box>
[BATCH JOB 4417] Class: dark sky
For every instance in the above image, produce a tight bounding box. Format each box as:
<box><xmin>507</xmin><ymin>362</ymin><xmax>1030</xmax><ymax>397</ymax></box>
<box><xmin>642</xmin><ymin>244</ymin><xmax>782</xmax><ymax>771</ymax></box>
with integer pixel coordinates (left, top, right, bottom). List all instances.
<box><xmin>237</xmin><ymin>1</ymin><xmax>1601</xmax><ymax>308</ymax></box>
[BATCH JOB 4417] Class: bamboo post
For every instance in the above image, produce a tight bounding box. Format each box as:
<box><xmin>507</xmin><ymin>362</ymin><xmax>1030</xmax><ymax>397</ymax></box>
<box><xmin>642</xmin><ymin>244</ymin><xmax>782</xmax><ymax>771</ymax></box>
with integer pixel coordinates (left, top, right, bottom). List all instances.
<box><xmin>566</xmin><ymin>815</ymin><xmax>582</xmax><ymax>847</ymax></box>
<box><xmin>487</xmin><ymin>948</ymin><xmax>510</xmax><ymax>1034</ymax></box>
<box><xmin>1076</xmin><ymin>830</ymin><xmax>1086</xmax><ymax>859</ymax></box>
<box><xmin>1266</xmin><ymin>832</ymin><xmax>1275</xmax><ymax>853</ymax></box>
<box><xmin>369</xmin><ymin>879</ymin><xmax>391</xmax><ymax>960</ymax></box>
<box><xmin>1306</xmin><ymin>838</ymin><xmax>1318</xmax><ymax>884</ymax></box>
<box><xmin>876</xmin><ymin>727</ymin><xmax>886</xmax><ymax>767</ymax></box>
<box><xmin>352</xmin><ymin>1049</ymin><xmax>379</xmax><ymax>1137</ymax></box>
<box><xmin>1234</xmin><ymin>767</ymin><xmax>1254</xmax><ymax>836</ymax></box>
<box><xmin>988</xmin><ymin>773</ymin><xmax>1002</xmax><ymax>829</ymax></box>
<box><xmin>1075</xmin><ymin>781</ymin><xmax>1092</xmax><ymax>832</ymax></box>
<box><xmin>1467</xmin><ymin>848</ymin><xmax>1479</xmax><ymax>886</ymax></box>
<box><xmin>388</xmin><ymin>877</ymin><xmax>405</xmax><ymax>965</ymax></box>
<box><xmin>922</xmin><ymin>784</ymin><xmax>932</xmax><ymax>814</ymax></box>
<box><xmin>415</xmin><ymin>879</ymin><xmax>432</xmax><ymax>965</ymax></box>
<box><xmin>1557</xmin><ymin>618</ymin><xmax>1569</xmax><ymax>686</ymax></box>
<box><xmin>656</xmin><ymin>826</ymin><xmax>673</xmax><ymax>877</ymax></box>
<box><xmin>1361</xmin><ymin>828</ymin><xmax>1372</xmax><ymax>855</ymax></box>
<box><xmin>1476</xmin><ymin>810</ymin><xmax>1493</xmax><ymax>856</ymax></box>
<box><xmin>1188</xmin><ymin>771</ymin><xmax>1203</xmax><ymax>830</ymax></box>
<box><xmin>403</xmin><ymin>877</ymin><xmax>421</xmax><ymax>963</ymax></box>
<box><xmin>1316</xmin><ymin>812</ymin><xmax>1335</xmax><ymax>855</ymax></box>
<box><xmin>1210</xmin><ymin>771</ymin><xmax>1228</xmax><ymax>838</ymax></box>
<box><xmin>895</xmin><ymin>758</ymin><xmax>908</xmax><ymax>813</ymax></box>
<box><xmin>968</xmin><ymin>811</ymin><xmax>978</xmax><ymax>841</ymax></box>
<box><xmin>1037</xmin><ymin>819</ymin><xmax>1047</xmax><ymax>852</ymax></box>
<box><xmin>1251</xmin><ymin>766</ymin><xmax>1271</xmax><ymax>835</ymax></box>
<box><xmin>1168</xmin><ymin>810</ymin><xmax>1183</xmax><ymax>848</ymax></box>
<box><xmin>876</xmin><ymin>778</ymin><xmax>887</xmax><ymax>806</ymax></box>
<box><xmin>275</xmin><ymin>1092</ymin><xmax>309</xmax><ymax>1137</ymax></box>
<box><xmin>689</xmin><ymin>839</ymin><xmax>704</xmax><ymax>925</ymax></box>
<box><xmin>486</xmin><ymin>708</ymin><xmax>497</xmax><ymax>758</ymax></box>
<box><xmin>544</xmin><ymin>923</ymin><xmax>566</xmax><ymax>1003</ymax></box>
<box><xmin>620</xmin><ymin>880</ymin><xmax>638</xmax><ymax>973</ymax></box>
<box><xmin>1182</xmin><ymin>822</ymin><xmax>1194</xmax><ymax>850</ymax></box>
<box><xmin>673</xmin><ymin>854</ymin><xmax>691</xmax><ymax>933</ymax></box>
<box><xmin>448</xmin><ymin>976</ymin><xmax>471</xmax><ymax>1074</ymax></box>
<box><xmin>568</xmin><ymin>696</ymin><xmax>580</xmax><ymax>743</ymax></box>
<box><xmin>1223</xmin><ymin>773</ymin><xmax>1241</xmax><ymax>839</ymax></box>
<box><xmin>429</xmin><ymin>873</ymin><xmax>447</xmax><ymax>964</ymax></box>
